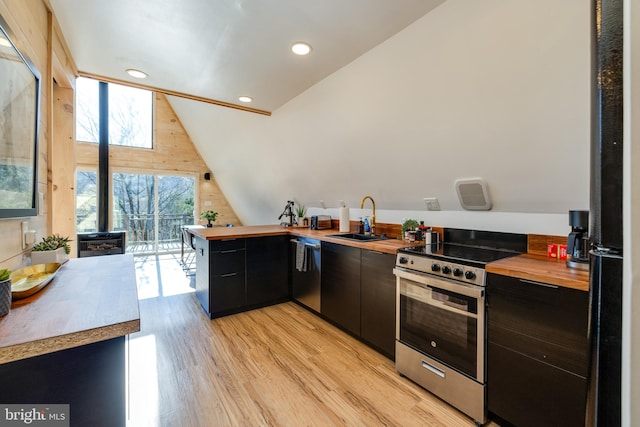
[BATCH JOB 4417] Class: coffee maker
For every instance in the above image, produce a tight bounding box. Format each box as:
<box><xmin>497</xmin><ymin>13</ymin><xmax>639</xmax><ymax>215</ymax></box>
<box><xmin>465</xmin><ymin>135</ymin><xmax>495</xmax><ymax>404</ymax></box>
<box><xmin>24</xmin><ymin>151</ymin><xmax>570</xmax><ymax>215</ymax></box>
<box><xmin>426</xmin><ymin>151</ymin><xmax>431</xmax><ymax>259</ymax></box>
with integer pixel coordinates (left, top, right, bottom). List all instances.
<box><xmin>567</xmin><ymin>210</ymin><xmax>589</xmax><ymax>270</ymax></box>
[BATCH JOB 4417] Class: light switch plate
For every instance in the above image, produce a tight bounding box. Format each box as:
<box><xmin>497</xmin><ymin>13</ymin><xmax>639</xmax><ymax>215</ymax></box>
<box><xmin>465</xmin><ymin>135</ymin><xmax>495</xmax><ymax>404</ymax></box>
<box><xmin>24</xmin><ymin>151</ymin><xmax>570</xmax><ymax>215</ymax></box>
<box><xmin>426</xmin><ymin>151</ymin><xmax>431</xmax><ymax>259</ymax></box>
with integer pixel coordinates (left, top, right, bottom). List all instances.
<box><xmin>424</xmin><ymin>197</ymin><xmax>441</xmax><ymax>211</ymax></box>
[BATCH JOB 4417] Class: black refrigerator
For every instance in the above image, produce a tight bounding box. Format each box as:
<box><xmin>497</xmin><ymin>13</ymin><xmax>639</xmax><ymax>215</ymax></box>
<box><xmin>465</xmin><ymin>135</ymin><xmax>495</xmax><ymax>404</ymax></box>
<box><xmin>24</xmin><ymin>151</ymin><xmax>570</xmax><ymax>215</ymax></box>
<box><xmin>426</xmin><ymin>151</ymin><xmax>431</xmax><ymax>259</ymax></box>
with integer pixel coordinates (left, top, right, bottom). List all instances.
<box><xmin>587</xmin><ymin>0</ymin><xmax>623</xmax><ymax>425</ymax></box>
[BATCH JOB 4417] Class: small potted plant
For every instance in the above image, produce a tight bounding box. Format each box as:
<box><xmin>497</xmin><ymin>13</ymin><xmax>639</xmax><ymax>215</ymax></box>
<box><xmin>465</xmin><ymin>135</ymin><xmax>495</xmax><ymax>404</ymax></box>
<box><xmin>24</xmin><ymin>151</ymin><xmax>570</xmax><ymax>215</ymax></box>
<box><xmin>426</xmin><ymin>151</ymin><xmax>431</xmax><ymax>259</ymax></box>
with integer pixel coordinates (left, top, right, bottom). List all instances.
<box><xmin>31</xmin><ymin>234</ymin><xmax>71</xmax><ymax>265</ymax></box>
<box><xmin>200</xmin><ymin>210</ymin><xmax>219</xmax><ymax>228</ymax></box>
<box><xmin>0</xmin><ymin>268</ymin><xmax>11</xmax><ymax>317</ymax></box>
<box><xmin>402</xmin><ymin>219</ymin><xmax>420</xmax><ymax>241</ymax></box>
<box><xmin>295</xmin><ymin>203</ymin><xmax>307</xmax><ymax>226</ymax></box>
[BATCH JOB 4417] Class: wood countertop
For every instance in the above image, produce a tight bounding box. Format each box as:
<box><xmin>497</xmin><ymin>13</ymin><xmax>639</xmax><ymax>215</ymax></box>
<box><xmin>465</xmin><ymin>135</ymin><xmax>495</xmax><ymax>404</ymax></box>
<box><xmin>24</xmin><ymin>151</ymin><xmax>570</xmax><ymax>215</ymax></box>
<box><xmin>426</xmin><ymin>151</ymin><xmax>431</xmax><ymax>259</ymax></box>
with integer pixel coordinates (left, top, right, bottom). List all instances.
<box><xmin>0</xmin><ymin>254</ymin><xmax>141</xmax><ymax>364</ymax></box>
<box><xmin>486</xmin><ymin>254</ymin><xmax>590</xmax><ymax>292</ymax></box>
<box><xmin>189</xmin><ymin>224</ymin><xmax>418</xmax><ymax>255</ymax></box>
<box><xmin>190</xmin><ymin>225</ymin><xmax>590</xmax><ymax>287</ymax></box>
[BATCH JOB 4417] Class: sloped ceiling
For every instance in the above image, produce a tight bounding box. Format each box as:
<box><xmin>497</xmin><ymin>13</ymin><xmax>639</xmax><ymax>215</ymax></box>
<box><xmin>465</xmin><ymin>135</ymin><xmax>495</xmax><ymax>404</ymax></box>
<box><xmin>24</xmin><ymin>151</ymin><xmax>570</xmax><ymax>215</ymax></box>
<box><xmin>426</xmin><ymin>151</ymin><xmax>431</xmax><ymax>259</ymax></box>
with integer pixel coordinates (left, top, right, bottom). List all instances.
<box><xmin>169</xmin><ymin>0</ymin><xmax>591</xmax><ymax>226</ymax></box>
<box><xmin>49</xmin><ymin>0</ymin><xmax>444</xmax><ymax>112</ymax></box>
<box><xmin>51</xmin><ymin>0</ymin><xmax>590</xmax><ymax>228</ymax></box>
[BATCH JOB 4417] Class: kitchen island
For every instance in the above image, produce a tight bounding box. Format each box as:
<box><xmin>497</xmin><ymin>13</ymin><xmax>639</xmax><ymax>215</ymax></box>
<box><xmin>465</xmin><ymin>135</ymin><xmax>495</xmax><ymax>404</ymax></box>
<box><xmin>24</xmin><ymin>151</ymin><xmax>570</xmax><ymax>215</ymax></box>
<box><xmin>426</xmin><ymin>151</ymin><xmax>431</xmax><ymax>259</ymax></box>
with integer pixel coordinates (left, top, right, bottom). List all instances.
<box><xmin>0</xmin><ymin>254</ymin><xmax>140</xmax><ymax>426</ymax></box>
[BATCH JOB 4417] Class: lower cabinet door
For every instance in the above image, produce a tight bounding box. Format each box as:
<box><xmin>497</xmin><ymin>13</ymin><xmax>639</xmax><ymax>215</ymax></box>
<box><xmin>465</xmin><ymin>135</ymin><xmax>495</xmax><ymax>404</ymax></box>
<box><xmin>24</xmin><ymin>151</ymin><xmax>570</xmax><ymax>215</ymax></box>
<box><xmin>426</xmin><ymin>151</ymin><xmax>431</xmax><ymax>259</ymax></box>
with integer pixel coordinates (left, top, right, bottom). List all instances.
<box><xmin>321</xmin><ymin>242</ymin><xmax>361</xmax><ymax>335</ymax></box>
<box><xmin>487</xmin><ymin>342</ymin><xmax>587</xmax><ymax>427</ymax></box>
<box><xmin>211</xmin><ymin>272</ymin><xmax>246</xmax><ymax>315</ymax></box>
<box><xmin>360</xmin><ymin>250</ymin><xmax>396</xmax><ymax>359</ymax></box>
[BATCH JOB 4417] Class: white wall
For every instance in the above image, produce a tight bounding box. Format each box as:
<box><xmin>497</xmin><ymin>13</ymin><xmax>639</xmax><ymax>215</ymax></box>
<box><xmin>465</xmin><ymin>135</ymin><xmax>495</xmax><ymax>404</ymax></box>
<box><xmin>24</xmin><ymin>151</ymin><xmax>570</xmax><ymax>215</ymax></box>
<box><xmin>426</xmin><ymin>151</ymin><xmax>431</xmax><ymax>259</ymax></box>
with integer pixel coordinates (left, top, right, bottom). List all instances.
<box><xmin>623</xmin><ymin>0</ymin><xmax>639</xmax><ymax>425</ymax></box>
<box><xmin>171</xmin><ymin>0</ymin><xmax>589</xmax><ymax>236</ymax></box>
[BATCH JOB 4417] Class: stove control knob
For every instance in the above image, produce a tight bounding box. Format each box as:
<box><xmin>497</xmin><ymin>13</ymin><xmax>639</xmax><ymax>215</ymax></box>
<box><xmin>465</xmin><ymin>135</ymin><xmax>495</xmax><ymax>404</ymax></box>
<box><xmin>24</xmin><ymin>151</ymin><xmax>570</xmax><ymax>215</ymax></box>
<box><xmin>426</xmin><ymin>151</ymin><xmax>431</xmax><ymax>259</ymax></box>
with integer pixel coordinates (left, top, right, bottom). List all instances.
<box><xmin>431</xmin><ymin>264</ymin><xmax>440</xmax><ymax>272</ymax></box>
<box><xmin>399</xmin><ymin>257</ymin><xmax>409</xmax><ymax>264</ymax></box>
<box><xmin>465</xmin><ymin>271</ymin><xmax>476</xmax><ymax>280</ymax></box>
<box><xmin>453</xmin><ymin>268</ymin><xmax>463</xmax><ymax>277</ymax></box>
<box><xmin>442</xmin><ymin>266</ymin><xmax>451</xmax><ymax>274</ymax></box>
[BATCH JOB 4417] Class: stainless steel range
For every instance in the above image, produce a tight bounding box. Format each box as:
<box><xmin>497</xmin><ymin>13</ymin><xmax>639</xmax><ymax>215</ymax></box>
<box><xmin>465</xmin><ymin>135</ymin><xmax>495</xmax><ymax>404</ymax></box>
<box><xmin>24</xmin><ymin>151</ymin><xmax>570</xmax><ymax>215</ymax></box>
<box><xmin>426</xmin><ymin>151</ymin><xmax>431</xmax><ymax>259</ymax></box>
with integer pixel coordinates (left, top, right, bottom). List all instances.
<box><xmin>394</xmin><ymin>228</ymin><xmax>527</xmax><ymax>425</ymax></box>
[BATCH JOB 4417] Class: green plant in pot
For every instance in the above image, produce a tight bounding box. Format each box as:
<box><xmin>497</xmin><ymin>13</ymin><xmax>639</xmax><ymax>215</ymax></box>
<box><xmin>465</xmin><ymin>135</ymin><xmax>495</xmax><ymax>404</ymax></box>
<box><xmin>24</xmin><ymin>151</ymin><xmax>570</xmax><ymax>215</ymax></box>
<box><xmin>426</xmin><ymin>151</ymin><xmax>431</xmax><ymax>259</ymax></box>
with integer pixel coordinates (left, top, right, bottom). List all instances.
<box><xmin>294</xmin><ymin>203</ymin><xmax>306</xmax><ymax>224</ymax></box>
<box><xmin>0</xmin><ymin>268</ymin><xmax>11</xmax><ymax>317</ymax></box>
<box><xmin>201</xmin><ymin>210</ymin><xmax>219</xmax><ymax>228</ymax></box>
<box><xmin>401</xmin><ymin>219</ymin><xmax>420</xmax><ymax>240</ymax></box>
<box><xmin>31</xmin><ymin>234</ymin><xmax>71</xmax><ymax>265</ymax></box>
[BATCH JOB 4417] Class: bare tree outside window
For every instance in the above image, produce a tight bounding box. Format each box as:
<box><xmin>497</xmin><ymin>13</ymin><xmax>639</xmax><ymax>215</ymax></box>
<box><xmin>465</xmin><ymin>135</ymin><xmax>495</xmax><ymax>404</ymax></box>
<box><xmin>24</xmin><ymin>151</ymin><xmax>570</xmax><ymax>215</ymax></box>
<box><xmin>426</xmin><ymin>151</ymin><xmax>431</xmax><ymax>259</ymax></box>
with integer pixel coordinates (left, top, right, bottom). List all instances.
<box><xmin>75</xmin><ymin>77</ymin><xmax>152</xmax><ymax>148</ymax></box>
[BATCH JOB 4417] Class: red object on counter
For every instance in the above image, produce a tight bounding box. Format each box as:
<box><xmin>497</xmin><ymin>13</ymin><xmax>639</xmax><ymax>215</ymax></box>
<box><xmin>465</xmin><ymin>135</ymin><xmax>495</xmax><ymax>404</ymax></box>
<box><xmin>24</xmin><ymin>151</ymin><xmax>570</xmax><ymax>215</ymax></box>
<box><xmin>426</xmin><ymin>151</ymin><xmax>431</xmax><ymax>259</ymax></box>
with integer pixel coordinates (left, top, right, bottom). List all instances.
<box><xmin>548</xmin><ymin>244</ymin><xmax>559</xmax><ymax>259</ymax></box>
<box><xmin>559</xmin><ymin>244</ymin><xmax>568</xmax><ymax>260</ymax></box>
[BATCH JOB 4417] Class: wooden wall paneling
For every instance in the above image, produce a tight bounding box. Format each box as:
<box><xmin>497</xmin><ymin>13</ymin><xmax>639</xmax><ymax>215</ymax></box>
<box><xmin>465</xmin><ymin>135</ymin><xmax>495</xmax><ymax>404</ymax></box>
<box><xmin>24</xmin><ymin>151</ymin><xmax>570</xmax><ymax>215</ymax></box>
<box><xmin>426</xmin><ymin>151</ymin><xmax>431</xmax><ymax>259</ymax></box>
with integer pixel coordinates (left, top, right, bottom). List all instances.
<box><xmin>75</xmin><ymin>93</ymin><xmax>242</xmax><ymax>227</ymax></box>
<box><xmin>51</xmin><ymin>83</ymin><xmax>77</xmax><ymax>256</ymax></box>
<box><xmin>0</xmin><ymin>0</ymin><xmax>52</xmax><ymax>269</ymax></box>
<box><xmin>50</xmin><ymin>14</ymin><xmax>77</xmax><ymax>88</ymax></box>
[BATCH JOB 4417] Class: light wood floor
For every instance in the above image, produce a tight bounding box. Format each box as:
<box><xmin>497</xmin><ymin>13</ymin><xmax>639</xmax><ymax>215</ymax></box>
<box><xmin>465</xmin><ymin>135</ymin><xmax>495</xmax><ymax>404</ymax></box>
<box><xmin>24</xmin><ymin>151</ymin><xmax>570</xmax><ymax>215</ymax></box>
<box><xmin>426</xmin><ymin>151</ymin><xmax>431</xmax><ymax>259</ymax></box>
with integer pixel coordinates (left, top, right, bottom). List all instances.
<box><xmin>127</xmin><ymin>255</ymin><xmax>493</xmax><ymax>426</ymax></box>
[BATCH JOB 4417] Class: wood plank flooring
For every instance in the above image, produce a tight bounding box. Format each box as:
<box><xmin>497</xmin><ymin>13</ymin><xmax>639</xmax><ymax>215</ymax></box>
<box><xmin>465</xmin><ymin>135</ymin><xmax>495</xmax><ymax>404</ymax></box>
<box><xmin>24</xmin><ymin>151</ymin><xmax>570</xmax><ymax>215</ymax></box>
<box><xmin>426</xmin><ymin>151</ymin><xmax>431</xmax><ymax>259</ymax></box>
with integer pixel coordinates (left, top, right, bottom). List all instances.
<box><xmin>128</xmin><ymin>255</ymin><xmax>491</xmax><ymax>426</ymax></box>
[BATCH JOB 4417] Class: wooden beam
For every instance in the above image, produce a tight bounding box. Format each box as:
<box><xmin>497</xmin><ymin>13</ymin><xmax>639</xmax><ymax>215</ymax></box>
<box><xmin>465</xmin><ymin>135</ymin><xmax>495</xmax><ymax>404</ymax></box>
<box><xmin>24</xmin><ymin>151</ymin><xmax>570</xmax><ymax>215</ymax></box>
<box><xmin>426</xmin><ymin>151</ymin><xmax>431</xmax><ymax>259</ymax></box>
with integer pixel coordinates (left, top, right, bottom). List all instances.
<box><xmin>78</xmin><ymin>71</ymin><xmax>272</xmax><ymax>116</ymax></box>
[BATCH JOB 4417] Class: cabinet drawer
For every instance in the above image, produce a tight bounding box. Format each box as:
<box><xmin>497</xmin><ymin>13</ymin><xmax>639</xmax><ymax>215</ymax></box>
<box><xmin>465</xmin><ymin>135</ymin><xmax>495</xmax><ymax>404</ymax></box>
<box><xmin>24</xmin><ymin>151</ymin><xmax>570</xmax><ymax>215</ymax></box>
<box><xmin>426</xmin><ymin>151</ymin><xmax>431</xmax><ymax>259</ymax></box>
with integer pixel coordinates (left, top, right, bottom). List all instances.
<box><xmin>488</xmin><ymin>342</ymin><xmax>587</xmax><ymax>427</ymax></box>
<box><xmin>211</xmin><ymin>249</ymin><xmax>245</xmax><ymax>276</ymax></box>
<box><xmin>211</xmin><ymin>272</ymin><xmax>246</xmax><ymax>313</ymax></box>
<box><xmin>210</xmin><ymin>238</ymin><xmax>245</xmax><ymax>252</ymax></box>
<box><xmin>487</xmin><ymin>273</ymin><xmax>589</xmax><ymax>375</ymax></box>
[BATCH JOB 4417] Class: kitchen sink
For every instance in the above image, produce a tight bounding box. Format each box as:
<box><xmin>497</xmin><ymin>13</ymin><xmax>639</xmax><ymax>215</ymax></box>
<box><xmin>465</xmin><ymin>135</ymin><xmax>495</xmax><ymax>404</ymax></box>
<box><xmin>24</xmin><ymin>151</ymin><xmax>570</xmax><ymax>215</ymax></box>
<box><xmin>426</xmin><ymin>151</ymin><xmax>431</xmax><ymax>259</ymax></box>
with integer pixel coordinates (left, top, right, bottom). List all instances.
<box><xmin>327</xmin><ymin>233</ymin><xmax>389</xmax><ymax>241</ymax></box>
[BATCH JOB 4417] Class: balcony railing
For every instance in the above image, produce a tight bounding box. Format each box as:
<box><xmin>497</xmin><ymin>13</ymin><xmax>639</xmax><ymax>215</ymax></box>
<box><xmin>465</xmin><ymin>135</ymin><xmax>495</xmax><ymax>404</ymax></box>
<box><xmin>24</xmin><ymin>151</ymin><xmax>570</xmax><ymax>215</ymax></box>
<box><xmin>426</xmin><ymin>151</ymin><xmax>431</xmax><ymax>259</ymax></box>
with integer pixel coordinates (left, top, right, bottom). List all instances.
<box><xmin>114</xmin><ymin>213</ymin><xmax>195</xmax><ymax>254</ymax></box>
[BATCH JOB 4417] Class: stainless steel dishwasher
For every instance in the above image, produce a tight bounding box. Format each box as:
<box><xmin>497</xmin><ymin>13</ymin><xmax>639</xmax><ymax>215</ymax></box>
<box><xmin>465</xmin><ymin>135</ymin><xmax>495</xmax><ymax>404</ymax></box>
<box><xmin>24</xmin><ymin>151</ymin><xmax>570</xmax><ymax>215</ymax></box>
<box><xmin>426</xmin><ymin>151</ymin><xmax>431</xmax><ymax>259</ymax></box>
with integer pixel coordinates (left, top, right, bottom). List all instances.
<box><xmin>290</xmin><ymin>237</ymin><xmax>321</xmax><ymax>313</ymax></box>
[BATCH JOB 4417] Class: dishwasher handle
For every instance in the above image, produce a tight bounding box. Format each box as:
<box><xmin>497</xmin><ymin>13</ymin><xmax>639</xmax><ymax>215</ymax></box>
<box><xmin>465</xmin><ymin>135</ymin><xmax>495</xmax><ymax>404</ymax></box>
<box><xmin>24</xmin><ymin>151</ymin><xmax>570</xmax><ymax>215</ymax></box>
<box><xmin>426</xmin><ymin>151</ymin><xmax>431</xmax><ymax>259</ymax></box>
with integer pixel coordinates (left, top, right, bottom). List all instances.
<box><xmin>290</xmin><ymin>239</ymin><xmax>320</xmax><ymax>250</ymax></box>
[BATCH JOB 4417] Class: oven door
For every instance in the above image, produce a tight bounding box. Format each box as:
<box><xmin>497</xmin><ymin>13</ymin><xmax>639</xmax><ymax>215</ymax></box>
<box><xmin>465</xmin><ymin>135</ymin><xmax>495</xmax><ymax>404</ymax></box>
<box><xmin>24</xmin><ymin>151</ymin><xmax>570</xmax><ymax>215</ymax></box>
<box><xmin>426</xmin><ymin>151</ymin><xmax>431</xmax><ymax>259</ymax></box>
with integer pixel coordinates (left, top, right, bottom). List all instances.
<box><xmin>394</xmin><ymin>267</ymin><xmax>485</xmax><ymax>382</ymax></box>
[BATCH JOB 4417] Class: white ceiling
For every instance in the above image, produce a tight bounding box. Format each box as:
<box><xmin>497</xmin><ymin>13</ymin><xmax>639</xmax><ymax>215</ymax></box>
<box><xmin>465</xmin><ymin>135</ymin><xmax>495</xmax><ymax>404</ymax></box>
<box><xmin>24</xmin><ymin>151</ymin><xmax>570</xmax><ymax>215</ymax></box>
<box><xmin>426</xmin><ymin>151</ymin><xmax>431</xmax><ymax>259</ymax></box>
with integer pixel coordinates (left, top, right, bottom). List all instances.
<box><xmin>49</xmin><ymin>0</ymin><xmax>444</xmax><ymax>113</ymax></box>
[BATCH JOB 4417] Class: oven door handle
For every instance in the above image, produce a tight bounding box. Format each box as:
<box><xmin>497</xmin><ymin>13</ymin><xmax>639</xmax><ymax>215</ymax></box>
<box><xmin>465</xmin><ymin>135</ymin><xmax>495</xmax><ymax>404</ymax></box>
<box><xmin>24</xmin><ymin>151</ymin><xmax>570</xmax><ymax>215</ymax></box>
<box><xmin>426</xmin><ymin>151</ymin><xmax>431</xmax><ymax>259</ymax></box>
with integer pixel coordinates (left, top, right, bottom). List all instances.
<box><xmin>393</xmin><ymin>267</ymin><xmax>484</xmax><ymax>299</ymax></box>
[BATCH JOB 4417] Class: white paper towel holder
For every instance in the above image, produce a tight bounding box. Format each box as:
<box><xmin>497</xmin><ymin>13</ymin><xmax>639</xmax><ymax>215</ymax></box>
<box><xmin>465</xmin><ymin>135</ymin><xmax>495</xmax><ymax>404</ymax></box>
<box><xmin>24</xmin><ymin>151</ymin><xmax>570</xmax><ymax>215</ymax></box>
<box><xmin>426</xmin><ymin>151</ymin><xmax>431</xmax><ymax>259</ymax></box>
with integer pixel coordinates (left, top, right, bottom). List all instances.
<box><xmin>339</xmin><ymin>202</ymin><xmax>350</xmax><ymax>232</ymax></box>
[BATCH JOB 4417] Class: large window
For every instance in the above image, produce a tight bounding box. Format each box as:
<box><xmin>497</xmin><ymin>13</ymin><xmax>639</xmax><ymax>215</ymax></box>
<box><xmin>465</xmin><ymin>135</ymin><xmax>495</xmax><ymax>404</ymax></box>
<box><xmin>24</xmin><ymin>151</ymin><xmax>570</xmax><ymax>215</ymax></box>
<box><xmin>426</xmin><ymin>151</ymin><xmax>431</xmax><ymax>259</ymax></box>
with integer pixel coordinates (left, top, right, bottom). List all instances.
<box><xmin>75</xmin><ymin>77</ymin><xmax>153</xmax><ymax>148</ymax></box>
<box><xmin>76</xmin><ymin>169</ymin><xmax>97</xmax><ymax>232</ymax></box>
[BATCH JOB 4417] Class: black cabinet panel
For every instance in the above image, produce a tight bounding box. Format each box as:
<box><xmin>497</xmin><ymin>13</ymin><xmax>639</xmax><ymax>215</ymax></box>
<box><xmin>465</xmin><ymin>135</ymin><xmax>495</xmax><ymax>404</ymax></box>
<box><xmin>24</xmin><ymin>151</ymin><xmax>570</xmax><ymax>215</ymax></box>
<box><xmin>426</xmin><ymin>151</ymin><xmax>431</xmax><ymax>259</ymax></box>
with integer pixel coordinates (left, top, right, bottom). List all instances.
<box><xmin>487</xmin><ymin>273</ymin><xmax>589</xmax><ymax>427</ymax></box>
<box><xmin>210</xmin><ymin>271</ymin><xmax>246</xmax><ymax>313</ymax></box>
<box><xmin>195</xmin><ymin>236</ymin><xmax>211</xmax><ymax>315</ymax></box>
<box><xmin>211</xmin><ymin>249</ymin><xmax>245</xmax><ymax>276</ymax></box>
<box><xmin>246</xmin><ymin>235</ymin><xmax>289</xmax><ymax>306</ymax></box>
<box><xmin>488</xmin><ymin>342</ymin><xmax>587</xmax><ymax>427</ymax></box>
<box><xmin>321</xmin><ymin>242</ymin><xmax>361</xmax><ymax>336</ymax></box>
<box><xmin>0</xmin><ymin>337</ymin><xmax>126</xmax><ymax>427</ymax></box>
<box><xmin>209</xmin><ymin>238</ymin><xmax>246</xmax><ymax>251</ymax></box>
<box><xmin>196</xmin><ymin>236</ymin><xmax>288</xmax><ymax>318</ymax></box>
<box><xmin>361</xmin><ymin>250</ymin><xmax>396</xmax><ymax>359</ymax></box>
<box><xmin>487</xmin><ymin>273</ymin><xmax>589</xmax><ymax>376</ymax></box>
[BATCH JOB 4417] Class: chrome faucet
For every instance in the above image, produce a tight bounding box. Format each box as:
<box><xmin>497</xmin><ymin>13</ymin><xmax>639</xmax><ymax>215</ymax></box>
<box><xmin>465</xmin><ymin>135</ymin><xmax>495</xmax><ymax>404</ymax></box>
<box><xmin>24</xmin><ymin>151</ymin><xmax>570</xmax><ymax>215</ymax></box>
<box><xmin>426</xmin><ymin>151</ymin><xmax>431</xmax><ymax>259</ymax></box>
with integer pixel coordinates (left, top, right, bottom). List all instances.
<box><xmin>360</xmin><ymin>195</ymin><xmax>376</xmax><ymax>235</ymax></box>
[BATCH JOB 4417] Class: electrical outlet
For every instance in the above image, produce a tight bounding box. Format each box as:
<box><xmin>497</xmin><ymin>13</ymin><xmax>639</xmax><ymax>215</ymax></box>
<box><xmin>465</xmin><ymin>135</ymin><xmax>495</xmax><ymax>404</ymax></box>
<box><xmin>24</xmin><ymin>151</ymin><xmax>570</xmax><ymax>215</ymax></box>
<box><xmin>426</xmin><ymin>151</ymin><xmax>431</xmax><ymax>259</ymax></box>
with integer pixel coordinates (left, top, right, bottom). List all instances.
<box><xmin>424</xmin><ymin>197</ymin><xmax>441</xmax><ymax>211</ymax></box>
<box><xmin>21</xmin><ymin>221</ymin><xmax>29</xmax><ymax>249</ymax></box>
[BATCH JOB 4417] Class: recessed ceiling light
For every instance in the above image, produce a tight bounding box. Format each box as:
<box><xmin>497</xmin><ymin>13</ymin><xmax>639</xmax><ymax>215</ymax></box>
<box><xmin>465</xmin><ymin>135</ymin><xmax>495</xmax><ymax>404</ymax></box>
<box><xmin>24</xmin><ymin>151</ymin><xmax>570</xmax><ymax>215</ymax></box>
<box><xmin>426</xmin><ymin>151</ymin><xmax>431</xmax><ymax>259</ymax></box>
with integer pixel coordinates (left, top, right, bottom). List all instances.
<box><xmin>291</xmin><ymin>42</ymin><xmax>312</xmax><ymax>56</ymax></box>
<box><xmin>0</xmin><ymin>37</ymin><xmax>10</xmax><ymax>47</ymax></box>
<box><xmin>126</xmin><ymin>69</ymin><xmax>147</xmax><ymax>79</ymax></box>
<box><xmin>238</xmin><ymin>96</ymin><xmax>253</xmax><ymax>103</ymax></box>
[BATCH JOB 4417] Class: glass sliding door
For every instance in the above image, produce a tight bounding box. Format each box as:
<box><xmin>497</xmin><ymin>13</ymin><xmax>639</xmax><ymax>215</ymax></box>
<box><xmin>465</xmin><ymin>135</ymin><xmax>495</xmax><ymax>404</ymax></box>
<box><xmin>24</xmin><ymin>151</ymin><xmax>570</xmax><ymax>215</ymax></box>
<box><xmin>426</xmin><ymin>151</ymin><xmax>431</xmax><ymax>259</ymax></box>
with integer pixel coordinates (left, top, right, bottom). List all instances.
<box><xmin>157</xmin><ymin>175</ymin><xmax>195</xmax><ymax>252</ymax></box>
<box><xmin>112</xmin><ymin>172</ymin><xmax>195</xmax><ymax>254</ymax></box>
<box><xmin>113</xmin><ymin>173</ymin><xmax>155</xmax><ymax>253</ymax></box>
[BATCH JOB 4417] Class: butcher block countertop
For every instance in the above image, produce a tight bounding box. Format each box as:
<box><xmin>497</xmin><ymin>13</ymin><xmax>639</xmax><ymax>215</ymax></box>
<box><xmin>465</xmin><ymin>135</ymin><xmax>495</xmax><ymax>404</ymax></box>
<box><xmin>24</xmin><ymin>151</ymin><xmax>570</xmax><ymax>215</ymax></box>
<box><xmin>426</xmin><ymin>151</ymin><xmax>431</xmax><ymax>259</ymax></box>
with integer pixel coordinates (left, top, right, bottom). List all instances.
<box><xmin>486</xmin><ymin>254</ymin><xmax>590</xmax><ymax>292</ymax></box>
<box><xmin>0</xmin><ymin>254</ymin><xmax>140</xmax><ymax>364</ymax></box>
<box><xmin>190</xmin><ymin>225</ymin><xmax>418</xmax><ymax>255</ymax></box>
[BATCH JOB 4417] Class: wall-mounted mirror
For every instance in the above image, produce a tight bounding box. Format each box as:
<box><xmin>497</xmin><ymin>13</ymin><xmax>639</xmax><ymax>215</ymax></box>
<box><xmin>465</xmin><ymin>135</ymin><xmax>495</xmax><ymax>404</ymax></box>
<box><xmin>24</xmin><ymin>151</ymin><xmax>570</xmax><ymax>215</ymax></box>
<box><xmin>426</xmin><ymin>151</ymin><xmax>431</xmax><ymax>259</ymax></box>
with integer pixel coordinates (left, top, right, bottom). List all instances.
<box><xmin>0</xmin><ymin>14</ymin><xmax>40</xmax><ymax>219</ymax></box>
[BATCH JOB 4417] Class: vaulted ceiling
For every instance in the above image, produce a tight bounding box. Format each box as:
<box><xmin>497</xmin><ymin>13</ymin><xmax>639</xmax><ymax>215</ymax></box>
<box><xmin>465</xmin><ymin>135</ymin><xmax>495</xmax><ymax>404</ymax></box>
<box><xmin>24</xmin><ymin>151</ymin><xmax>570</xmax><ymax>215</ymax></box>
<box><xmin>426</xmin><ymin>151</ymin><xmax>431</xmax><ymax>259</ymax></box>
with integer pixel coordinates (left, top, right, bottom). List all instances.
<box><xmin>49</xmin><ymin>0</ymin><xmax>444</xmax><ymax>113</ymax></box>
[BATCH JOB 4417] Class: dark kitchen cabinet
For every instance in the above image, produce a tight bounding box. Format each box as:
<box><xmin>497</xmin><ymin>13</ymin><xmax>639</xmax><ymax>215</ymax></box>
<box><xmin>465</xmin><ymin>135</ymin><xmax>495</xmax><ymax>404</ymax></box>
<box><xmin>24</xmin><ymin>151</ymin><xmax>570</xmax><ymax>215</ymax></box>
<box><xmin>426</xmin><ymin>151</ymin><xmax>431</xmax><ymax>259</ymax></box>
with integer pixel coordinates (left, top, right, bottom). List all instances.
<box><xmin>196</xmin><ymin>236</ymin><xmax>290</xmax><ymax>318</ymax></box>
<box><xmin>361</xmin><ymin>250</ymin><xmax>396</xmax><ymax>359</ymax></box>
<box><xmin>487</xmin><ymin>273</ymin><xmax>589</xmax><ymax>427</ymax></box>
<box><xmin>321</xmin><ymin>242</ymin><xmax>361</xmax><ymax>336</ymax></box>
<box><xmin>246</xmin><ymin>235</ymin><xmax>289</xmax><ymax>306</ymax></box>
